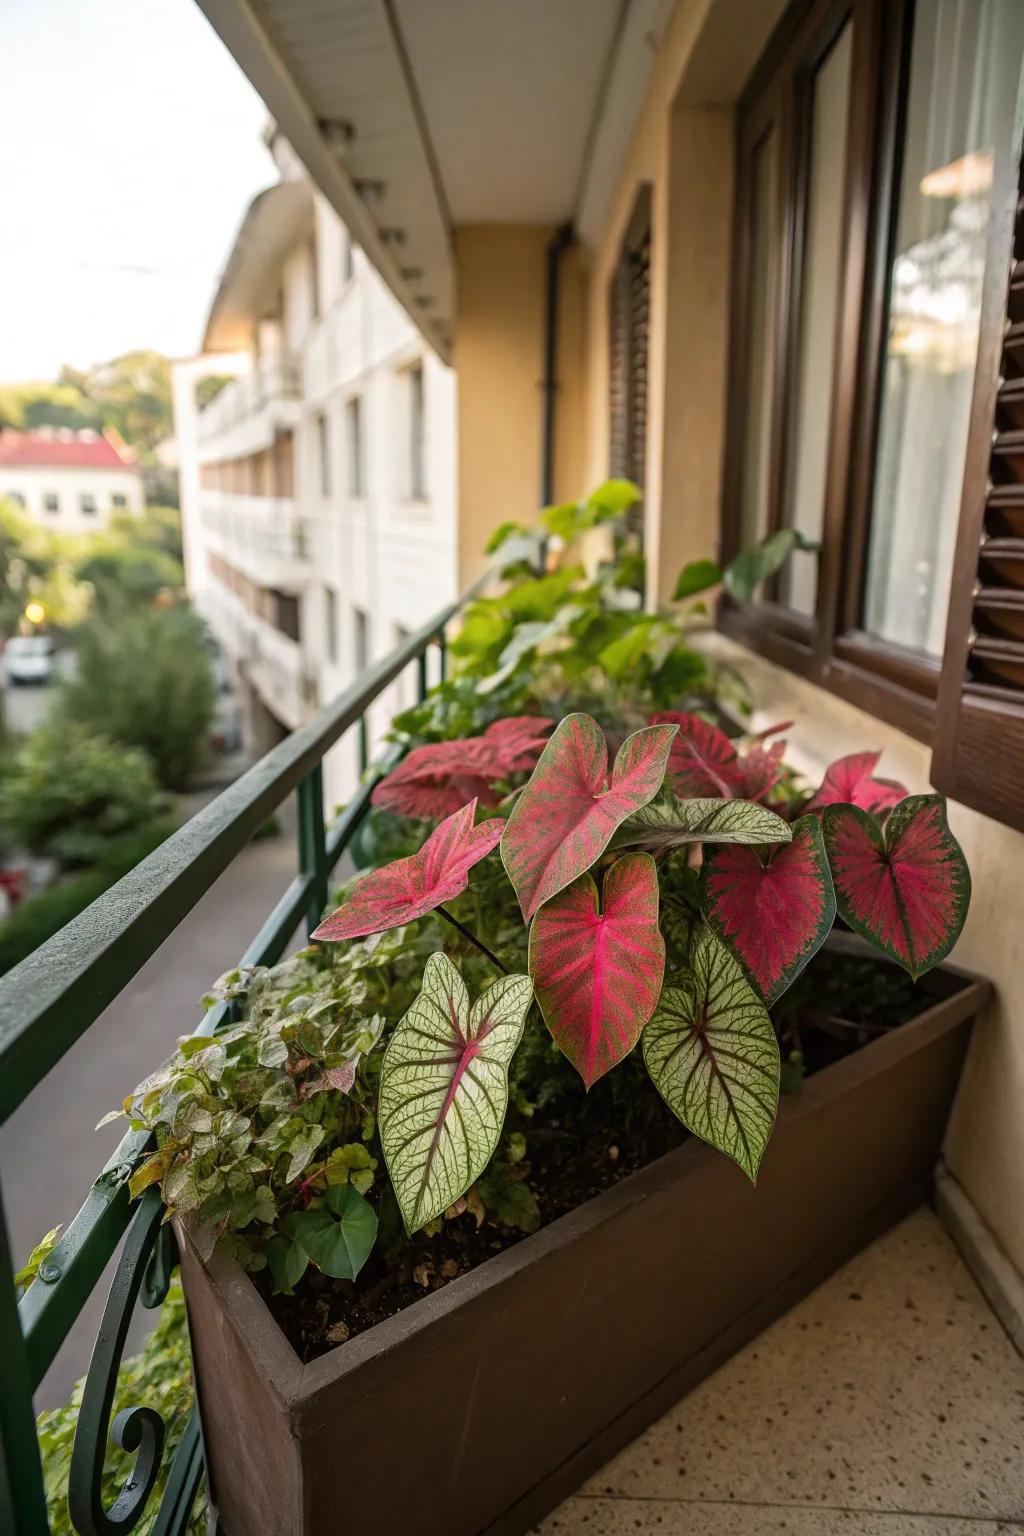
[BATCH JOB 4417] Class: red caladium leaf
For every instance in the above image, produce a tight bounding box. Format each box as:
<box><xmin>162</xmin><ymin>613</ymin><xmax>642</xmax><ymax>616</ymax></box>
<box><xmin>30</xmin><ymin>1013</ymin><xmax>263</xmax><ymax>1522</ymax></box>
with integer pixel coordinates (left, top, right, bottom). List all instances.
<box><xmin>482</xmin><ymin>715</ymin><xmax>554</xmax><ymax>771</ymax></box>
<box><xmin>701</xmin><ymin>815</ymin><xmax>836</xmax><ymax>1003</ymax></box>
<box><xmin>529</xmin><ymin>852</ymin><xmax>665</xmax><ymax>1088</ymax></box>
<box><xmin>821</xmin><ymin>794</ymin><xmax>970</xmax><ymax>978</ymax></box>
<box><xmin>313</xmin><ymin>799</ymin><xmax>503</xmax><ymax>942</ymax></box>
<box><xmin>804</xmin><ymin>750</ymin><xmax>908</xmax><ymax>816</ymax></box>
<box><xmin>501</xmin><ymin>713</ymin><xmax>677</xmax><ymax>920</ymax></box>
<box><xmin>371</xmin><ymin>741</ymin><xmax>497</xmax><ymax>820</ymax></box>
<box><xmin>650</xmin><ymin>712</ymin><xmax>743</xmax><ymax>798</ymax></box>
<box><xmin>735</xmin><ymin>739</ymin><xmax>787</xmax><ymax>802</ymax></box>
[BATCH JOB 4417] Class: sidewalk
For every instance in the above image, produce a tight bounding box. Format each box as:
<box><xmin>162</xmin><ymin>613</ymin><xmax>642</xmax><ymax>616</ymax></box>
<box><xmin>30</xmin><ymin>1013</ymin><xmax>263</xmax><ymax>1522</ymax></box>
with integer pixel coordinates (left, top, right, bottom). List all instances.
<box><xmin>538</xmin><ymin>1209</ymin><xmax>1024</xmax><ymax>1535</ymax></box>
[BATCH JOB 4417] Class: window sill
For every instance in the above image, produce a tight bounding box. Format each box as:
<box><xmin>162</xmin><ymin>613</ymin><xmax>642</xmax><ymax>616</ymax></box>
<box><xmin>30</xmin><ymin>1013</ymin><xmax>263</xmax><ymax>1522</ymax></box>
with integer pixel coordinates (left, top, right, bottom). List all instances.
<box><xmin>717</xmin><ymin>607</ymin><xmax>938</xmax><ymax>747</ymax></box>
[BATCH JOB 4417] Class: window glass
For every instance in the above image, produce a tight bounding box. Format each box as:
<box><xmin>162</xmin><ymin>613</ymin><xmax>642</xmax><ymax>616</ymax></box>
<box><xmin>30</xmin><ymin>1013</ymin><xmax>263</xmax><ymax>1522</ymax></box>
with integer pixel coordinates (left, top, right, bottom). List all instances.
<box><xmin>864</xmin><ymin>0</ymin><xmax>1024</xmax><ymax>655</ymax></box>
<box><xmin>317</xmin><ymin>411</ymin><xmax>331</xmax><ymax>497</ymax></box>
<box><xmin>353</xmin><ymin>606</ymin><xmax>369</xmax><ymax>673</ymax></box>
<box><xmin>779</xmin><ymin>20</ymin><xmax>853</xmax><ymax>616</ymax></box>
<box><xmin>347</xmin><ymin>397</ymin><xmax>364</xmax><ymax>497</ymax></box>
<box><xmin>80</xmin><ymin>493</ymin><xmax>97</xmax><ymax>516</ymax></box>
<box><xmin>408</xmin><ymin>365</ymin><xmax>426</xmax><ymax>499</ymax></box>
<box><xmin>325</xmin><ymin>587</ymin><xmax>338</xmax><ymax>664</ymax></box>
<box><xmin>739</xmin><ymin>128</ymin><xmax>779</xmax><ymax>551</ymax></box>
<box><xmin>44</xmin><ymin>492</ymin><xmax>59</xmax><ymax>513</ymax></box>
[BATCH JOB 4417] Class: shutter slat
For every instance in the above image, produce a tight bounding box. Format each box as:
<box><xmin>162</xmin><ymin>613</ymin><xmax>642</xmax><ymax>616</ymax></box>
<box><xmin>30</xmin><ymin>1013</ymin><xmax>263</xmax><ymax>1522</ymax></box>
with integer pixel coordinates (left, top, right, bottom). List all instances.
<box><xmin>933</xmin><ymin>135</ymin><xmax>1024</xmax><ymax>831</ymax></box>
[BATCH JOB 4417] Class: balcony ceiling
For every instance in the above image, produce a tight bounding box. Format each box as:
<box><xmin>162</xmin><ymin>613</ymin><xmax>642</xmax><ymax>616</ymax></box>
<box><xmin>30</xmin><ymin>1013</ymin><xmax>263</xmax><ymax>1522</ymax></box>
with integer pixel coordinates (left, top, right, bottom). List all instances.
<box><xmin>204</xmin><ymin>178</ymin><xmax>314</xmax><ymax>352</ymax></box>
<box><xmin>195</xmin><ymin>0</ymin><xmax>674</xmax><ymax>360</ymax></box>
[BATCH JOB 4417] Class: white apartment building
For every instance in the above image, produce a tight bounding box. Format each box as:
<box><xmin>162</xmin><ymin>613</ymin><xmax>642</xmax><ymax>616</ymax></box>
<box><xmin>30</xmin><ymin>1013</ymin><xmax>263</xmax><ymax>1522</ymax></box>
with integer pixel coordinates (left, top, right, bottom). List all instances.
<box><xmin>174</xmin><ymin>133</ymin><xmax>456</xmax><ymax>811</ymax></box>
<box><xmin>0</xmin><ymin>429</ymin><xmax>143</xmax><ymax>531</ymax></box>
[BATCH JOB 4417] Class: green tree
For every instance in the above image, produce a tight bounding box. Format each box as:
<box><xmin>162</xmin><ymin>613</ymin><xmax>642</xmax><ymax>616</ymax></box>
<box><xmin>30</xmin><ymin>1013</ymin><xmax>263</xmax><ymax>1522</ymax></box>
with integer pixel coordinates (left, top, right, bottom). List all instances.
<box><xmin>0</xmin><ymin>500</ymin><xmax>91</xmax><ymax>638</ymax></box>
<box><xmin>62</xmin><ymin>605</ymin><xmax>215</xmax><ymax>790</ymax></box>
<box><xmin>0</xmin><ymin>720</ymin><xmax>168</xmax><ymax>866</ymax></box>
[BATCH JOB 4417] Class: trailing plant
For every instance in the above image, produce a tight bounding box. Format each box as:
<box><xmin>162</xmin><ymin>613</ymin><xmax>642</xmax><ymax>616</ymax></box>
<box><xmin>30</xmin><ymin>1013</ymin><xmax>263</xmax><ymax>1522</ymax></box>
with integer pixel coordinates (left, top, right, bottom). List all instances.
<box><xmin>111</xmin><ymin>709</ymin><xmax>969</xmax><ymax>1299</ymax></box>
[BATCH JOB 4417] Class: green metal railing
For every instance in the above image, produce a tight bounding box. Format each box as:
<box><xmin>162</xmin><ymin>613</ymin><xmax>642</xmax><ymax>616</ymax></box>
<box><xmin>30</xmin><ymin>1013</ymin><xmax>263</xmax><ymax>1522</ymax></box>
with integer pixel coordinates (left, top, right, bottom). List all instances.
<box><xmin>0</xmin><ymin>571</ymin><xmax>488</xmax><ymax>1535</ymax></box>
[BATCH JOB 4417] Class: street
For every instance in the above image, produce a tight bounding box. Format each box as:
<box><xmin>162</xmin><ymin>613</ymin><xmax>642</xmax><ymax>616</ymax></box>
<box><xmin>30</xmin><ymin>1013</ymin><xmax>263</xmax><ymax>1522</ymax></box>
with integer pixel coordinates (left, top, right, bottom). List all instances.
<box><xmin>0</xmin><ymin>817</ymin><xmax>299</xmax><ymax>1410</ymax></box>
<box><xmin>1</xmin><ymin>651</ymin><xmax>74</xmax><ymax>736</ymax></box>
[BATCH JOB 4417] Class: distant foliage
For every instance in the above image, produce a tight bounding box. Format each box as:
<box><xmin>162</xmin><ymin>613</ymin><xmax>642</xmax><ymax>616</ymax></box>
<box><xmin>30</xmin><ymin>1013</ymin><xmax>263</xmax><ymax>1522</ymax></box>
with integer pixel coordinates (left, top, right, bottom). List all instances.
<box><xmin>0</xmin><ymin>720</ymin><xmax>168</xmax><ymax>866</ymax></box>
<box><xmin>62</xmin><ymin>605</ymin><xmax>215</xmax><ymax>790</ymax></box>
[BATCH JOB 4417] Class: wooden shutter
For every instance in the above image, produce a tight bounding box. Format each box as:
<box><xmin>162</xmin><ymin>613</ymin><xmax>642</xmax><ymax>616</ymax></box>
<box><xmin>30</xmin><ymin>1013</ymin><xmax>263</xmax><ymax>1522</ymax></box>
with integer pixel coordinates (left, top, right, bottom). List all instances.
<box><xmin>932</xmin><ymin>136</ymin><xmax>1024</xmax><ymax>831</ymax></box>
<box><xmin>608</xmin><ymin>188</ymin><xmax>652</xmax><ymax>543</ymax></box>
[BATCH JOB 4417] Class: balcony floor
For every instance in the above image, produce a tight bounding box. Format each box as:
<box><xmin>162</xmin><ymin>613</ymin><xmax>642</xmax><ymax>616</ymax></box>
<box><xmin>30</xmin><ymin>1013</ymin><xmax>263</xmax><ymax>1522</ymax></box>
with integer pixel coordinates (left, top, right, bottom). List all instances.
<box><xmin>537</xmin><ymin>1208</ymin><xmax>1024</xmax><ymax>1535</ymax></box>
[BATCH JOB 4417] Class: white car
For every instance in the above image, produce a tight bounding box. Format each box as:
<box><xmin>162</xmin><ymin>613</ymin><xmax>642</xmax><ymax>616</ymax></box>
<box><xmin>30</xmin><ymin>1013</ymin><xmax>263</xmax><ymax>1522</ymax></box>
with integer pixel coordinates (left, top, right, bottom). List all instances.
<box><xmin>3</xmin><ymin>634</ymin><xmax>55</xmax><ymax>686</ymax></box>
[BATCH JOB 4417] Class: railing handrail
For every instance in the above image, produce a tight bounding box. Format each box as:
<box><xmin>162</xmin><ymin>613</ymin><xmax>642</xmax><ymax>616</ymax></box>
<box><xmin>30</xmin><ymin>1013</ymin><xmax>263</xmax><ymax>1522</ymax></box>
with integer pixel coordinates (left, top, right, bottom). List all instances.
<box><xmin>0</xmin><ymin>568</ymin><xmax>494</xmax><ymax>1127</ymax></box>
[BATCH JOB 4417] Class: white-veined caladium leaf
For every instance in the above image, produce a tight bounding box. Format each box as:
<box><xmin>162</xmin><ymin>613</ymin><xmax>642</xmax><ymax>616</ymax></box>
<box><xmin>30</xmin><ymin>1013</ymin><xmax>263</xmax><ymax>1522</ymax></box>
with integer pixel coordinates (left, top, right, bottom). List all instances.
<box><xmin>378</xmin><ymin>952</ymin><xmax>533</xmax><ymax>1234</ymax></box>
<box><xmin>642</xmin><ymin>924</ymin><xmax>780</xmax><ymax>1182</ymax></box>
<box><xmin>610</xmin><ymin>790</ymin><xmax>791</xmax><ymax>853</ymax></box>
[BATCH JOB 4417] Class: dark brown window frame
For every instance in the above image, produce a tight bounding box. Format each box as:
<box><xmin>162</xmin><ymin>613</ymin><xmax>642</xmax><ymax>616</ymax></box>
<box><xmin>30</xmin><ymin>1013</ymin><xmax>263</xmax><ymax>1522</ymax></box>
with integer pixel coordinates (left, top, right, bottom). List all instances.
<box><xmin>719</xmin><ymin>0</ymin><xmax>955</xmax><ymax>745</ymax></box>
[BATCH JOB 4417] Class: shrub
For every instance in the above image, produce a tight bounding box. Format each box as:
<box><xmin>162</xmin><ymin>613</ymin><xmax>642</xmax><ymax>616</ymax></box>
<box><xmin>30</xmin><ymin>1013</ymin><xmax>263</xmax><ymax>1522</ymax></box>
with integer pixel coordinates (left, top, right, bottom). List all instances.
<box><xmin>35</xmin><ymin>1278</ymin><xmax>205</xmax><ymax>1536</ymax></box>
<box><xmin>0</xmin><ymin>818</ymin><xmax>175</xmax><ymax>976</ymax></box>
<box><xmin>62</xmin><ymin>605</ymin><xmax>215</xmax><ymax>790</ymax></box>
<box><xmin>0</xmin><ymin>720</ymin><xmax>168</xmax><ymax>865</ymax></box>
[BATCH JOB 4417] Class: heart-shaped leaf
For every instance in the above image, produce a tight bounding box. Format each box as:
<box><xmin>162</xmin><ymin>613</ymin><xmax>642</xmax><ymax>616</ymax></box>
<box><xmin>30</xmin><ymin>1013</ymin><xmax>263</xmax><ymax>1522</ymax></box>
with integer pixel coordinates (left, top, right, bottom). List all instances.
<box><xmin>285</xmin><ymin>1183</ymin><xmax>378</xmax><ymax>1281</ymax></box>
<box><xmin>804</xmin><ymin>751</ymin><xmax>908</xmax><ymax>816</ymax></box>
<box><xmin>702</xmin><ymin>815</ymin><xmax>836</xmax><ymax>1003</ymax></box>
<box><xmin>501</xmin><ymin>713</ymin><xmax>676</xmax><ymax>920</ymax></box>
<box><xmin>642</xmin><ymin>924</ymin><xmax>780</xmax><ymax>1181</ymax></box>
<box><xmin>649</xmin><ymin>712</ymin><xmax>742</xmax><ymax>798</ymax></box>
<box><xmin>822</xmin><ymin>794</ymin><xmax>970</xmax><ymax>978</ymax></box>
<box><xmin>372</xmin><ymin>719</ymin><xmax>554</xmax><ymax>818</ymax></box>
<box><xmin>529</xmin><ymin>852</ymin><xmax>665</xmax><ymax>1089</ymax></box>
<box><xmin>735</xmin><ymin>740</ymin><xmax>787</xmax><ymax>802</ymax></box>
<box><xmin>313</xmin><ymin>800</ymin><xmax>503</xmax><ymax>942</ymax></box>
<box><xmin>378</xmin><ymin>952</ymin><xmax>533</xmax><ymax>1234</ymax></box>
<box><xmin>672</xmin><ymin>558</ymin><xmax>722</xmax><ymax>601</ymax></box>
<box><xmin>611</xmin><ymin>790</ymin><xmax>791</xmax><ymax>853</ymax></box>
<box><xmin>481</xmin><ymin>715</ymin><xmax>555</xmax><ymax>770</ymax></box>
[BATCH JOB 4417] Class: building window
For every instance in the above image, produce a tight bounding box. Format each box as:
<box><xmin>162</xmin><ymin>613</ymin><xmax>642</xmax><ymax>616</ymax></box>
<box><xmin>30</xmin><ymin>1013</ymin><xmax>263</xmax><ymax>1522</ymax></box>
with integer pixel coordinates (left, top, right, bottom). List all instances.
<box><xmin>309</xmin><ymin>234</ymin><xmax>320</xmax><ymax>321</ymax></box>
<box><xmin>271</xmin><ymin>590</ymin><xmax>301</xmax><ymax>644</ymax></box>
<box><xmin>80</xmin><ymin>493</ymin><xmax>97</xmax><ymax>517</ymax></box>
<box><xmin>408</xmin><ymin>364</ymin><xmax>426</xmax><ymax>499</ymax></box>
<box><xmin>722</xmin><ymin>0</ymin><xmax>1024</xmax><ymax>742</ymax></box>
<box><xmin>353</xmin><ymin>606</ymin><xmax>370</xmax><ymax>674</ymax></box>
<box><xmin>112</xmin><ymin>493</ymin><xmax>128</xmax><ymax>510</ymax></box>
<box><xmin>342</xmin><ymin>231</ymin><xmax>355</xmax><ymax>284</ymax></box>
<box><xmin>325</xmin><ymin>587</ymin><xmax>338</xmax><ymax>664</ymax></box>
<box><xmin>44</xmin><ymin>493</ymin><xmax>59</xmax><ymax>514</ymax></box>
<box><xmin>7</xmin><ymin>491</ymin><xmax>26</xmax><ymax>508</ymax></box>
<box><xmin>346</xmin><ymin>396</ymin><xmax>364</xmax><ymax>497</ymax></box>
<box><xmin>608</xmin><ymin>186</ymin><xmax>651</xmax><ymax>546</ymax></box>
<box><xmin>317</xmin><ymin>412</ymin><xmax>331</xmax><ymax>498</ymax></box>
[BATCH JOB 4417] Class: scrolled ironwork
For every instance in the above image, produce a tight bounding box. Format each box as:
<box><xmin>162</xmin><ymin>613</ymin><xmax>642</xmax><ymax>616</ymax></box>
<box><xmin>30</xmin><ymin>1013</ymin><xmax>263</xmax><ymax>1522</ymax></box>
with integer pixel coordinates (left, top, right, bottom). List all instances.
<box><xmin>67</xmin><ymin>1188</ymin><xmax>172</xmax><ymax>1535</ymax></box>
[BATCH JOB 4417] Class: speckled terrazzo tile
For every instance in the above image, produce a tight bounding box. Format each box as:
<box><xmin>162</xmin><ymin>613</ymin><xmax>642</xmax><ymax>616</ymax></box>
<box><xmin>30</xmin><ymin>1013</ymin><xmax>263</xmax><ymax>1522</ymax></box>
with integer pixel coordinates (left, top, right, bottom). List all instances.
<box><xmin>535</xmin><ymin>1499</ymin><xmax>1024</xmax><ymax>1534</ymax></box>
<box><xmin>572</xmin><ymin>1209</ymin><xmax>1024</xmax><ymax>1521</ymax></box>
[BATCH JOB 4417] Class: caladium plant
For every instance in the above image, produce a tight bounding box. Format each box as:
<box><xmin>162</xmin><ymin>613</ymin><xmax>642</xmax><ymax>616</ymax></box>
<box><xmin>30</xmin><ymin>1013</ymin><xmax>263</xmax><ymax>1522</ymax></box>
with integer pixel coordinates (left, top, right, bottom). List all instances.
<box><xmin>311</xmin><ymin>711</ymin><xmax>970</xmax><ymax>1209</ymax></box>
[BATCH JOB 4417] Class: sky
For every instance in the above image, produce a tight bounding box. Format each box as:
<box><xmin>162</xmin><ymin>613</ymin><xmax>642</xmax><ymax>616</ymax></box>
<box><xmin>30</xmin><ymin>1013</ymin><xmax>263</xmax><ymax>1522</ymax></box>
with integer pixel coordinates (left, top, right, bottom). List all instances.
<box><xmin>0</xmin><ymin>0</ymin><xmax>274</xmax><ymax>382</ymax></box>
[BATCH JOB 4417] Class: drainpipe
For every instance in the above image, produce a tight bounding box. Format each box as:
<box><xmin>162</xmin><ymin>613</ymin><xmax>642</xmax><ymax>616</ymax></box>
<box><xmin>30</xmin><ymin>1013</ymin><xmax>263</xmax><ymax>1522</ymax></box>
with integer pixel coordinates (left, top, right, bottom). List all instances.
<box><xmin>539</xmin><ymin>222</ymin><xmax>575</xmax><ymax>510</ymax></box>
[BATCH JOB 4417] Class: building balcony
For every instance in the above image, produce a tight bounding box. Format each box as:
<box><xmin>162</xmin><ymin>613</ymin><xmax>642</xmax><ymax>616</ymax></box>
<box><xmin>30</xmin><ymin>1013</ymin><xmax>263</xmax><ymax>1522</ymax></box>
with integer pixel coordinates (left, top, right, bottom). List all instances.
<box><xmin>196</xmin><ymin>356</ymin><xmax>302</xmax><ymax>458</ymax></box>
<box><xmin>200</xmin><ymin>489</ymin><xmax>310</xmax><ymax>591</ymax></box>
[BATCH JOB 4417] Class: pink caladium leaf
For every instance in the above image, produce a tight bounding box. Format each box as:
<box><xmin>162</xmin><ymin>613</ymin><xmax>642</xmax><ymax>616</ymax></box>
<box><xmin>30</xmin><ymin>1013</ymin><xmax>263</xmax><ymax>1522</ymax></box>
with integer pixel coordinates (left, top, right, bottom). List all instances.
<box><xmin>371</xmin><ymin>741</ymin><xmax>497</xmax><ymax>820</ymax></box>
<box><xmin>804</xmin><ymin>751</ymin><xmax>908</xmax><ymax>817</ymax></box>
<box><xmin>821</xmin><ymin>794</ymin><xmax>970</xmax><ymax>978</ymax></box>
<box><xmin>501</xmin><ymin>713</ymin><xmax>677</xmax><ymax>920</ymax></box>
<box><xmin>736</xmin><ymin>739</ymin><xmax>787</xmax><ymax>802</ymax></box>
<box><xmin>529</xmin><ymin>852</ymin><xmax>665</xmax><ymax>1088</ymax></box>
<box><xmin>701</xmin><ymin>815</ymin><xmax>836</xmax><ymax>1004</ymax></box>
<box><xmin>313</xmin><ymin>799</ymin><xmax>503</xmax><ymax>942</ymax></box>
<box><xmin>650</xmin><ymin>712</ymin><xmax>743</xmax><ymax>798</ymax></box>
<box><xmin>482</xmin><ymin>715</ymin><xmax>554</xmax><ymax>772</ymax></box>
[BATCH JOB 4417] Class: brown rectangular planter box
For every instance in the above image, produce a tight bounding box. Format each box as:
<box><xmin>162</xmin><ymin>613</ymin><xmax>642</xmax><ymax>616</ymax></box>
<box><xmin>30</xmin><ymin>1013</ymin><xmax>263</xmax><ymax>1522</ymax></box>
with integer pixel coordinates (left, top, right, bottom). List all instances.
<box><xmin>180</xmin><ymin>954</ymin><xmax>990</xmax><ymax>1536</ymax></box>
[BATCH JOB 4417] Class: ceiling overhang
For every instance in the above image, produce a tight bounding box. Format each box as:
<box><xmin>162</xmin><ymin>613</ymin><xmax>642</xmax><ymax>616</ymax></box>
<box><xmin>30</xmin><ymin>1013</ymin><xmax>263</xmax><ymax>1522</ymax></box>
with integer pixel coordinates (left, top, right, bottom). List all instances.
<box><xmin>203</xmin><ymin>179</ymin><xmax>314</xmax><ymax>352</ymax></box>
<box><xmin>194</xmin><ymin>0</ymin><xmax>678</xmax><ymax>362</ymax></box>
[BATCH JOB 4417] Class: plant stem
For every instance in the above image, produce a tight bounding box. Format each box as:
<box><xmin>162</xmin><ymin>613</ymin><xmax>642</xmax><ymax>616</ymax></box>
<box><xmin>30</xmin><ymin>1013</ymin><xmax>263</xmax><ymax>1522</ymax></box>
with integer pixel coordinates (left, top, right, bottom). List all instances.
<box><xmin>437</xmin><ymin>905</ymin><xmax>508</xmax><ymax>974</ymax></box>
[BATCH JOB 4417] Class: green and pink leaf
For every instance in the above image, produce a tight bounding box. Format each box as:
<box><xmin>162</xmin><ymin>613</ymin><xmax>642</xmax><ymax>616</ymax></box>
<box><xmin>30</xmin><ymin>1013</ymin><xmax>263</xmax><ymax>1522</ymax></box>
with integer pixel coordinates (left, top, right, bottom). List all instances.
<box><xmin>378</xmin><ymin>953</ymin><xmax>533</xmax><ymax>1233</ymax></box>
<box><xmin>804</xmin><ymin>751</ymin><xmax>907</xmax><ymax>816</ymax></box>
<box><xmin>313</xmin><ymin>800</ymin><xmax>502</xmax><ymax>942</ymax></box>
<box><xmin>501</xmin><ymin>713</ymin><xmax>676</xmax><ymax>920</ymax></box>
<box><xmin>821</xmin><ymin>794</ymin><xmax>970</xmax><ymax>978</ymax></box>
<box><xmin>529</xmin><ymin>853</ymin><xmax>665</xmax><ymax>1088</ymax></box>
<box><xmin>642</xmin><ymin>924</ymin><xmax>779</xmax><ymax>1181</ymax></box>
<box><xmin>650</xmin><ymin>712</ymin><xmax>742</xmax><ymax>798</ymax></box>
<box><xmin>701</xmin><ymin>815</ymin><xmax>836</xmax><ymax>1003</ymax></box>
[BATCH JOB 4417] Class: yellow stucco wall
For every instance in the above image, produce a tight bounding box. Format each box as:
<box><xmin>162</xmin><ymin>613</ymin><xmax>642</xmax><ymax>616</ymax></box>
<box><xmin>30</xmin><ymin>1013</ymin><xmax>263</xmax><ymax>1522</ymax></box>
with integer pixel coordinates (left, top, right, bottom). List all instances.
<box><xmin>579</xmin><ymin>0</ymin><xmax>1024</xmax><ymax>1277</ymax></box>
<box><xmin>447</xmin><ymin>0</ymin><xmax>1024</xmax><ymax>1278</ymax></box>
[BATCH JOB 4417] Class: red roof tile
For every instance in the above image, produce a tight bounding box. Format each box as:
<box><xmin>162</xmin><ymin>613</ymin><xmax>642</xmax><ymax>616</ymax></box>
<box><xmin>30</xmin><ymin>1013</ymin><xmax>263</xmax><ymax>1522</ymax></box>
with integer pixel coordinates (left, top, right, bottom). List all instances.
<box><xmin>0</xmin><ymin>430</ymin><xmax>137</xmax><ymax>471</ymax></box>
